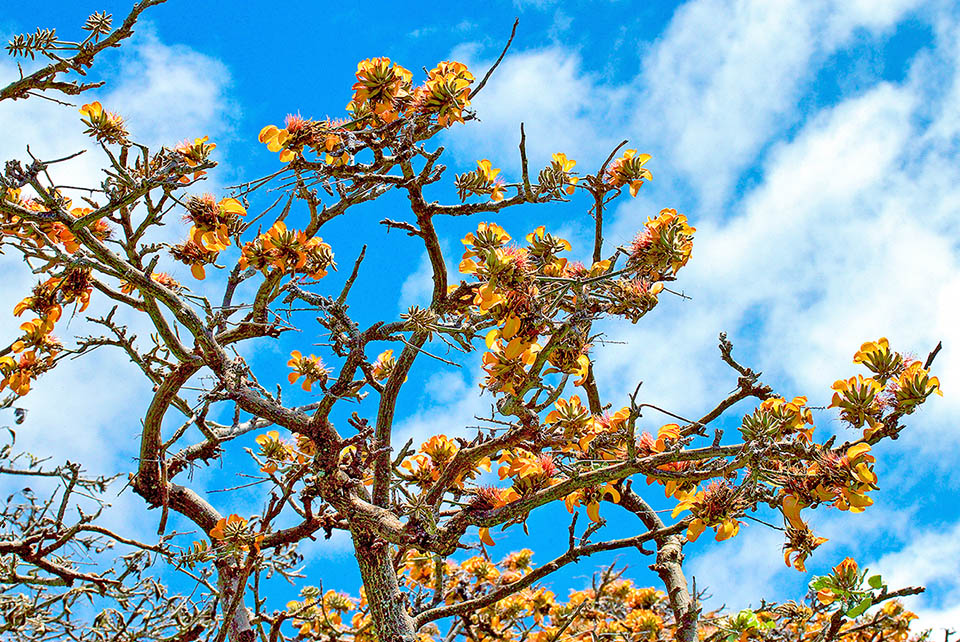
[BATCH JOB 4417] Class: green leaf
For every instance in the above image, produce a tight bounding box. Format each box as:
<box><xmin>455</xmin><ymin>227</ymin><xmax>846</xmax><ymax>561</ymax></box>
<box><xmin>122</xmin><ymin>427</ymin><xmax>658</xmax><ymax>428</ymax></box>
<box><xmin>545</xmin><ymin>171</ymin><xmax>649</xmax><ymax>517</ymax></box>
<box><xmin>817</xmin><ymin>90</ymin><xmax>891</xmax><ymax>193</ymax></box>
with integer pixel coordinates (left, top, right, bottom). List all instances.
<box><xmin>868</xmin><ymin>574</ymin><xmax>883</xmax><ymax>589</ymax></box>
<box><xmin>810</xmin><ymin>576</ymin><xmax>831</xmax><ymax>590</ymax></box>
<box><xmin>846</xmin><ymin>597</ymin><xmax>873</xmax><ymax>618</ymax></box>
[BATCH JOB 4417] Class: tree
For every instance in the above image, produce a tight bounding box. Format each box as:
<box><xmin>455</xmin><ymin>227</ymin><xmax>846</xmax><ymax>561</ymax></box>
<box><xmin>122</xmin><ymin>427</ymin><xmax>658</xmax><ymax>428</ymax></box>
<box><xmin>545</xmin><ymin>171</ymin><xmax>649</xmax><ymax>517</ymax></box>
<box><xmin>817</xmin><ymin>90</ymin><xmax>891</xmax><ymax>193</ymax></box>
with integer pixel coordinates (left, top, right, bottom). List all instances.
<box><xmin>0</xmin><ymin>4</ymin><xmax>943</xmax><ymax>642</ymax></box>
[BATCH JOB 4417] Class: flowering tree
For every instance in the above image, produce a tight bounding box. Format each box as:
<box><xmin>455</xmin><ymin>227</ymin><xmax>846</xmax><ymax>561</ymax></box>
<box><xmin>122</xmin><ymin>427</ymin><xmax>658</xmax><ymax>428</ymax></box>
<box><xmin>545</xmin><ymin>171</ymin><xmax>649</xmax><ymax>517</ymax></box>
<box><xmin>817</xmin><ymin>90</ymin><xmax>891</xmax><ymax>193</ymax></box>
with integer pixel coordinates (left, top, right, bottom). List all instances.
<box><xmin>0</xmin><ymin>4</ymin><xmax>943</xmax><ymax>642</ymax></box>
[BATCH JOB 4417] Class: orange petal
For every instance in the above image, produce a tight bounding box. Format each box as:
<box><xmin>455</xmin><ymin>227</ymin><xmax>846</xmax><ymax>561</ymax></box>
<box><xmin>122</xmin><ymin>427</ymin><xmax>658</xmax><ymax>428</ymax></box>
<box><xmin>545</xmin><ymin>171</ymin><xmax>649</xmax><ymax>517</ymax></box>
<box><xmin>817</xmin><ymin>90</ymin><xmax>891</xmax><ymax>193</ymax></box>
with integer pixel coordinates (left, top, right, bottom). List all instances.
<box><xmin>479</xmin><ymin>527</ymin><xmax>495</xmax><ymax>546</ymax></box>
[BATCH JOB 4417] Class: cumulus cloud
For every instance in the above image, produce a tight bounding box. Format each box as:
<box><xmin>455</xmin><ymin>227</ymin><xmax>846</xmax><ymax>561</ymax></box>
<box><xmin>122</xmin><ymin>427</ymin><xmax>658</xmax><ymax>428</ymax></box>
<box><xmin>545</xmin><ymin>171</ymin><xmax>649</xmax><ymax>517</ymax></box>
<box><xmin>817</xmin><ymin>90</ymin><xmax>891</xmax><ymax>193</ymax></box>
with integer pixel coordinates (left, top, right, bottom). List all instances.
<box><xmin>443</xmin><ymin>45</ymin><xmax>633</xmax><ymax>169</ymax></box>
<box><xmin>634</xmin><ymin>0</ymin><xmax>922</xmax><ymax>207</ymax></box>
<box><xmin>868</xmin><ymin>519</ymin><xmax>960</xmax><ymax>632</ymax></box>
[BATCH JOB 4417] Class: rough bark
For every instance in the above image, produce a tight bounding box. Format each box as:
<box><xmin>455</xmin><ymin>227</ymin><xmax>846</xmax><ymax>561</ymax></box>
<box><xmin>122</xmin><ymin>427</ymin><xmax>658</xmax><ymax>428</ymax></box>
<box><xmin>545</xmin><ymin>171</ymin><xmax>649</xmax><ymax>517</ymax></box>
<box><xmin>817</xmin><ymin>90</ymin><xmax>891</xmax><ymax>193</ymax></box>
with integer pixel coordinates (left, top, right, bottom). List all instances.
<box><xmin>619</xmin><ymin>487</ymin><xmax>699</xmax><ymax>641</ymax></box>
<box><xmin>353</xmin><ymin>532</ymin><xmax>416</xmax><ymax>642</ymax></box>
<box><xmin>216</xmin><ymin>559</ymin><xmax>255</xmax><ymax>642</ymax></box>
<box><xmin>651</xmin><ymin>534</ymin><xmax>698</xmax><ymax>642</ymax></box>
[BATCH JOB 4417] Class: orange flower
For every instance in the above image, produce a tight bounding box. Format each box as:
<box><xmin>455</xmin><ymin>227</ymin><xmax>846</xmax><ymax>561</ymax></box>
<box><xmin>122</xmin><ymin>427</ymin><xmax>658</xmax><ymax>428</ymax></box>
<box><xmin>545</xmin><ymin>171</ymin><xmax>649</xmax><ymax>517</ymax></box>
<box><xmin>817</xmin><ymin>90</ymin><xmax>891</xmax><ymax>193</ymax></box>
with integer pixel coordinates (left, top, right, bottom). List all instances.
<box><xmin>209</xmin><ymin>514</ymin><xmax>261</xmax><ymax>553</ymax></box>
<box><xmin>173</xmin><ymin>136</ymin><xmax>217</xmax><ymax>182</ymax></box>
<box><xmin>672</xmin><ymin>482</ymin><xmax>746</xmax><ymax>542</ymax></box>
<box><xmin>351</xmin><ymin>57</ymin><xmax>413</xmax><ymax>124</ymax></box>
<box><xmin>287</xmin><ymin>351</ymin><xmax>329</xmax><ymax>391</ymax></box>
<box><xmin>258</xmin><ymin>124</ymin><xmax>296</xmax><ymax>163</ymax></box>
<box><xmin>0</xmin><ymin>351</ymin><xmax>45</xmax><ymax>396</ymax></box>
<box><xmin>605</xmin><ymin>149</ymin><xmax>652</xmax><ymax>196</ymax></box>
<box><xmin>456</xmin><ymin>162</ymin><xmax>507</xmax><ymax>201</ymax></box>
<box><xmin>255</xmin><ymin>430</ymin><xmax>286</xmax><ymax>473</ymax></box>
<box><xmin>549</xmin><ymin>153</ymin><xmax>579</xmax><ymax>194</ymax></box>
<box><xmin>209</xmin><ymin>514</ymin><xmax>247</xmax><ymax>540</ymax></box>
<box><xmin>410</xmin><ymin>61</ymin><xmax>474</xmax><ymax>127</ymax></box>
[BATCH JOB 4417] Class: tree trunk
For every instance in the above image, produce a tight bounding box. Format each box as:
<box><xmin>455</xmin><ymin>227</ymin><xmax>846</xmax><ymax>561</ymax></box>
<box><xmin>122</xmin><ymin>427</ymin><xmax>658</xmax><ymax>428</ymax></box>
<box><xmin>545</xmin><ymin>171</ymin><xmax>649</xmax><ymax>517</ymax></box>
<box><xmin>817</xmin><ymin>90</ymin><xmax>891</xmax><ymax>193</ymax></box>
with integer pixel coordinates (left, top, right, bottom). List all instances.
<box><xmin>651</xmin><ymin>534</ymin><xmax>698</xmax><ymax>642</ymax></box>
<box><xmin>353</xmin><ymin>532</ymin><xmax>417</xmax><ymax>642</ymax></box>
<box><xmin>215</xmin><ymin>559</ymin><xmax>254</xmax><ymax>642</ymax></box>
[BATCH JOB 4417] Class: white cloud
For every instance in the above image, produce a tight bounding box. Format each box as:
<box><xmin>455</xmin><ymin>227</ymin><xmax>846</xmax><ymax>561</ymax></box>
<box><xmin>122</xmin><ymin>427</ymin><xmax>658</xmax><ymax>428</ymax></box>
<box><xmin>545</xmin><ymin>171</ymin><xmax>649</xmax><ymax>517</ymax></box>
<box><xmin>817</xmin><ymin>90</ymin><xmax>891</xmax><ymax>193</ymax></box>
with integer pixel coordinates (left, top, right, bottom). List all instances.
<box><xmin>298</xmin><ymin>528</ymin><xmax>354</xmax><ymax>559</ymax></box>
<box><xmin>399</xmin><ymin>252</ymin><xmax>435</xmax><ymax>310</ymax></box>
<box><xmin>448</xmin><ymin>0</ymin><xmax>925</xmax><ymax>210</ymax></box>
<box><xmin>634</xmin><ymin>0</ymin><xmax>923</xmax><ymax>208</ymax></box>
<box><xmin>444</xmin><ymin>46</ymin><xmax>632</xmax><ymax>169</ymax></box>
<box><xmin>868</xmin><ymin>519</ymin><xmax>960</xmax><ymax>633</ymax></box>
<box><xmin>104</xmin><ymin>28</ymin><xmax>234</xmax><ymax>149</ymax></box>
<box><xmin>394</xmin><ymin>365</ymin><xmax>491</xmax><ymax>448</ymax></box>
<box><xmin>687</xmin><ymin>526</ymin><xmax>791</xmax><ymax>609</ymax></box>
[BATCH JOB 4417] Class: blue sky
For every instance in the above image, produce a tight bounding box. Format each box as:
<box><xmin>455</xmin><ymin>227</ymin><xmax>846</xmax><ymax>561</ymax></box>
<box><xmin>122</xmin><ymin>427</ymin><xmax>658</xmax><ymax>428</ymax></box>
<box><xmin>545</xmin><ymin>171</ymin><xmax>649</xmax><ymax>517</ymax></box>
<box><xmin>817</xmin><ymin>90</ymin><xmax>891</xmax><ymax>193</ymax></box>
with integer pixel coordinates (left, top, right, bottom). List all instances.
<box><xmin>2</xmin><ymin>0</ymin><xmax>959</xmax><ymax>633</ymax></box>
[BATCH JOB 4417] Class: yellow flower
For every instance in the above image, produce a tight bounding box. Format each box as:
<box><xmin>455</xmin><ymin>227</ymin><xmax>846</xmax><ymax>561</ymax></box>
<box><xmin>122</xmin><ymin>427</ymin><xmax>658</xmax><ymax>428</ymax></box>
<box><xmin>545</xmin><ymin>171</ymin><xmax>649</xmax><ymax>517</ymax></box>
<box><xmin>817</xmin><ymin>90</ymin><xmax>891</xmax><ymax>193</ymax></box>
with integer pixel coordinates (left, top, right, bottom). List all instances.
<box><xmin>371</xmin><ymin>349</ymin><xmax>399</xmax><ymax>380</ymax></box>
<box><xmin>258</xmin><ymin>124</ymin><xmax>295</xmax><ymax>162</ymax></box>
<box><xmin>79</xmin><ymin>101</ymin><xmax>103</xmax><ymax>120</ymax></box>
<box><xmin>79</xmin><ymin>101</ymin><xmax>128</xmax><ymax>144</ymax></box>
<box><xmin>255</xmin><ymin>430</ymin><xmax>286</xmax><ymax>473</ymax></box>
<box><xmin>477</xmin><ymin>159</ymin><xmax>500</xmax><ymax>182</ymax></box>
<box><xmin>549</xmin><ymin>153</ymin><xmax>579</xmax><ymax>194</ymax></box>
<box><xmin>564</xmin><ymin>482</ymin><xmax>621</xmax><ymax>522</ymax></box>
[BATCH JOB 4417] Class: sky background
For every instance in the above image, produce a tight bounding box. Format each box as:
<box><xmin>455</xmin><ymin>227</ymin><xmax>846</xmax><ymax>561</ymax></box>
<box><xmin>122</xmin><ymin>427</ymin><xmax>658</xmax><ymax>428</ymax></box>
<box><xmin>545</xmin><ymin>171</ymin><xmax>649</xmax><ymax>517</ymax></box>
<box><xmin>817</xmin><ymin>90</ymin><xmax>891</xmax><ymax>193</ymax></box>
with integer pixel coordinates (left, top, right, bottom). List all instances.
<box><xmin>1</xmin><ymin>0</ymin><xmax>959</xmax><ymax>634</ymax></box>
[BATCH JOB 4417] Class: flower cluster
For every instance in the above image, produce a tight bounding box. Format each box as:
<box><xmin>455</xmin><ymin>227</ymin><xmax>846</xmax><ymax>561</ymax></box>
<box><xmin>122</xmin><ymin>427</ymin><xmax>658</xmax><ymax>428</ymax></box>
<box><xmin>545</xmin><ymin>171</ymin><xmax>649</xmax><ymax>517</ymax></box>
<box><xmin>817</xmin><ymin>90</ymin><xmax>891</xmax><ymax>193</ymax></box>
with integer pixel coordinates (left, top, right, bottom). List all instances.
<box><xmin>672</xmin><ymin>481</ymin><xmax>749</xmax><ymax>542</ymax></box>
<box><xmin>4</xmin><ymin>258</ymin><xmax>95</xmax><ymax>396</ymax></box>
<box><xmin>287</xmin><ymin>351</ymin><xmax>330</xmax><ymax>392</ymax></box>
<box><xmin>350</xmin><ymin>57</ymin><xmax>413</xmax><ymax>124</ymax></box>
<box><xmin>79</xmin><ymin>101</ymin><xmax>128</xmax><ymax>145</ymax></box>
<box><xmin>409</xmin><ymin>61</ymin><xmax>474</xmax><ymax>127</ymax></box>
<box><xmin>371</xmin><ymin>349</ymin><xmax>398</xmax><ymax>381</ymax></box>
<box><xmin>564</xmin><ymin>482</ymin><xmax>621</xmax><ymax>523</ymax></box>
<box><xmin>605</xmin><ymin>149</ymin><xmax>652</xmax><ymax>196</ymax></box>
<box><xmin>256</xmin><ymin>58</ymin><xmax>474</xmax><ymax>166</ymax></box>
<box><xmin>453</xmin><ymin>216</ymin><xmax>695</xmax><ymax>394</ymax></box>
<box><xmin>0</xmin><ymin>350</ymin><xmax>52</xmax><ymax>396</ymax></box>
<box><xmin>455</xmin><ymin>159</ymin><xmax>505</xmax><ymax>202</ymax></box>
<box><xmin>780</xmin><ymin>442</ymin><xmax>878</xmax><ymax>537</ymax></box>
<box><xmin>277</xmin><ymin>546</ymin><xmax>918</xmax><ymax>642</ymax></box>
<box><xmin>168</xmin><ymin>194</ymin><xmax>246</xmax><ymax>279</ymax></box>
<box><xmin>537</xmin><ymin>153</ymin><xmax>579</xmax><ymax>196</ymax></box>
<box><xmin>286</xmin><ymin>587</ymin><xmax>357</xmax><ymax>637</ymax></box>
<box><xmin>627</xmin><ymin>208</ymin><xmax>696</xmax><ymax>281</ymax></box>
<box><xmin>782</xmin><ymin>520</ymin><xmax>829</xmax><ymax>572</ymax></box>
<box><xmin>119</xmin><ymin>271</ymin><xmax>181</xmax><ymax>296</ymax></box>
<box><xmin>239</xmin><ymin>221</ymin><xmax>336</xmax><ymax>280</ymax></box>
<box><xmin>258</xmin><ymin>113</ymin><xmax>352</xmax><ymax>165</ymax></box>
<box><xmin>543</xmin><ymin>396</ymin><xmax>635</xmax><ymax>460</ymax></box>
<box><xmin>497</xmin><ymin>450</ymin><xmax>561</xmax><ymax>499</ymax></box>
<box><xmin>172</xmin><ymin>136</ymin><xmax>216</xmax><ymax>183</ymax></box>
<box><xmin>2</xmin><ymin>189</ymin><xmax>111</xmax><ymax>256</ymax></box>
<box><xmin>208</xmin><ymin>514</ymin><xmax>262</xmax><ymax>554</ymax></box>
<box><xmin>401</xmin><ymin>435</ymin><xmax>490</xmax><ymax>490</ymax></box>
<box><xmin>830</xmin><ymin>338</ymin><xmax>940</xmax><ymax>438</ymax></box>
<box><xmin>253</xmin><ymin>430</ymin><xmax>316</xmax><ymax>476</ymax></box>
<box><xmin>740</xmin><ymin>395</ymin><xmax>815</xmax><ymax>443</ymax></box>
